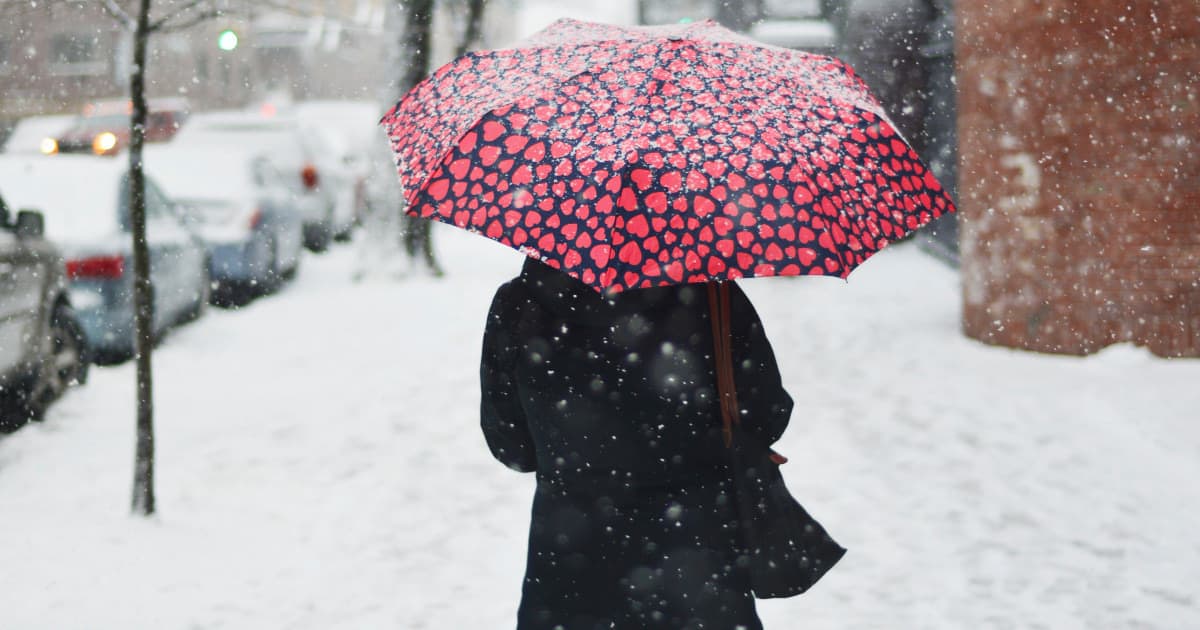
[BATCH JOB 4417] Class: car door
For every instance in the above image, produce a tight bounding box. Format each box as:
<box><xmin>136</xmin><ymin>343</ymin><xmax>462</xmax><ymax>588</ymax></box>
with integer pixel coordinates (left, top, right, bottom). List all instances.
<box><xmin>143</xmin><ymin>178</ymin><xmax>204</xmax><ymax>324</ymax></box>
<box><xmin>0</xmin><ymin>226</ymin><xmax>28</xmax><ymax>376</ymax></box>
<box><xmin>252</xmin><ymin>158</ymin><xmax>303</xmax><ymax>271</ymax></box>
<box><xmin>0</xmin><ymin>205</ymin><xmax>45</xmax><ymax>376</ymax></box>
<box><xmin>142</xmin><ymin>179</ymin><xmax>185</xmax><ymax>326</ymax></box>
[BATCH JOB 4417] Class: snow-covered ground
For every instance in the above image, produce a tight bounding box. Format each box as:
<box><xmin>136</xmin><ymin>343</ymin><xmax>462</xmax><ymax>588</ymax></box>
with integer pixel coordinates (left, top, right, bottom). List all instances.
<box><xmin>1</xmin><ymin>227</ymin><xmax>1198</xmax><ymax>629</ymax></box>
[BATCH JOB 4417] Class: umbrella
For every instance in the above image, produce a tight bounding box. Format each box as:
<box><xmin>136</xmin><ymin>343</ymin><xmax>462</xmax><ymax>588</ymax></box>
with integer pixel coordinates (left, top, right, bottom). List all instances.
<box><xmin>380</xmin><ymin>18</ymin><xmax>955</xmax><ymax>294</ymax></box>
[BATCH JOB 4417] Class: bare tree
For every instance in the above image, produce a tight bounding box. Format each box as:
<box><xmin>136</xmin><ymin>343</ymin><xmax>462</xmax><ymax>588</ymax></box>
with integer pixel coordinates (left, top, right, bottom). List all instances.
<box><xmin>126</xmin><ymin>0</ymin><xmax>159</xmax><ymax>517</ymax></box>
<box><xmin>396</xmin><ymin>0</ymin><xmax>487</xmax><ymax>276</ymax></box>
<box><xmin>397</xmin><ymin>0</ymin><xmax>443</xmax><ymax>276</ymax></box>
<box><xmin>100</xmin><ymin>0</ymin><xmax>236</xmax><ymax>517</ymax></box>
<box><xmin>454</xmin><ymin>0</ymin><xmax>487</xmax><ymax>58</ymax></box>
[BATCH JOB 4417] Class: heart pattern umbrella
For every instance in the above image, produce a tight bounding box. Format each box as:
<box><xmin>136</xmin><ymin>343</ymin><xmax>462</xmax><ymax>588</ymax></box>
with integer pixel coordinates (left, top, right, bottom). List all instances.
<box><xmin>381</xmin><ymin>18</ymin><xmax>956</xmax><ymax>293</ymax></box>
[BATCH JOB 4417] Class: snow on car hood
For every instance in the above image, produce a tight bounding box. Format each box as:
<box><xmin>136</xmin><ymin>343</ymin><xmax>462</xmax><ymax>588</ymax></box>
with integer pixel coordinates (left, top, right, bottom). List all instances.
<box><xmin>0</xmin><ymin>154</ymin><xmax>125</xmax><ymax>247</ymax></box>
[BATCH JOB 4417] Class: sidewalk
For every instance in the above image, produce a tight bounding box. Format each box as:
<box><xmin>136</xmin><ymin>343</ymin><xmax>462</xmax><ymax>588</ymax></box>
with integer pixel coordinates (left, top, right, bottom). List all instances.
<box><xmin>0</xmin><ymin>227</ymin><xmax>1196</xmax><ymax>629</ymax></box>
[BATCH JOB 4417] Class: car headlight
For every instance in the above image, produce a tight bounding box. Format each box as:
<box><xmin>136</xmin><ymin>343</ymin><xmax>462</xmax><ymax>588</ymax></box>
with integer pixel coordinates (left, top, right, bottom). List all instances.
<box><xmin>40</xmin><ymin>137</ymin><xmax>59</xmax><ymax>154</ymax></box>
<box><xmin>92</xmin><ymin>132</ymin><xmax>119</xmax><ymax>155</ymax></box>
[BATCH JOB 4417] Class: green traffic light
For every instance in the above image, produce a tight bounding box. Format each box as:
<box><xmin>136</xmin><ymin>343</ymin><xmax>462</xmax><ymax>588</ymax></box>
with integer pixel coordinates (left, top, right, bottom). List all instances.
<box><xmin>217</xmin><ymin>29</ymin><xmax>239</xmax><ymax>51</ymax></box>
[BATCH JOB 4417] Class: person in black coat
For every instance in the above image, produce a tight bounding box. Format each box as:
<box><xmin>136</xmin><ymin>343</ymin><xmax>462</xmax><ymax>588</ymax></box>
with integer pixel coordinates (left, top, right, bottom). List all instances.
<box><xmin>481</xmin><ymin>258</ymin><xmax>794</xmax><ymax>630</ymax></box>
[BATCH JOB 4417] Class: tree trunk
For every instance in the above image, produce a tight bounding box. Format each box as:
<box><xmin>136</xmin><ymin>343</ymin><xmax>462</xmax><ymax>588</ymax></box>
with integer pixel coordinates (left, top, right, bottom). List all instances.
<box><xmin>129</xmin><ymin>0</ymin><xmax>156</xmax><ymax>517</ymax></box>
<box><xmin>399</xmin><ymin>0</ymin><xmax>433</xmax><ymax>95</ymax></box>
<box><xmin>399</xmin><ymin>0</ymin><xmax>442</xmax><ymax>274</ymax></box>
<box><xmin>454</xmin><ymin>0</ymin><xmax>487</xmax><ymax>58</ymax></box>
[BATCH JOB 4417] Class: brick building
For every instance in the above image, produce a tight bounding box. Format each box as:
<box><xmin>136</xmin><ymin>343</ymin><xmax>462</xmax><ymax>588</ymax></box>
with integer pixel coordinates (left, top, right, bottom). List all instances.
<box><xmin>958</xmin><ymin>1</ymin><xmax>1199</xmax><ymax>357</ymax></box>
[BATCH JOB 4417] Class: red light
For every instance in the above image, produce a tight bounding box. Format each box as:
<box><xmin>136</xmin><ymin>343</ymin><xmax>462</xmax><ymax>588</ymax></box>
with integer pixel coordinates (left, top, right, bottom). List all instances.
<box><xmin>66</xmin><ymin>255</ymin><xmax>126</xmax><ymax>279</ymax></box>
<box><xmin>301</xmin><ymin>164</ymin><xmax>319</xmax><ymax>190</ymax></box>
<box><xmin>248</xmin><ymin>208</ymin><xmax>263</xmax><ymax>229</ymax></box>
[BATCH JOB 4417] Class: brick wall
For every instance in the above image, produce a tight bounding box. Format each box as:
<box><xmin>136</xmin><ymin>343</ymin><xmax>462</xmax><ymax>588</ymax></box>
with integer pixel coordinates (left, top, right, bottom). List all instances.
<box><xmin>957</xmin><ymin>0</ymin><xmax>1200</xmax><ymax>357</ymax></box>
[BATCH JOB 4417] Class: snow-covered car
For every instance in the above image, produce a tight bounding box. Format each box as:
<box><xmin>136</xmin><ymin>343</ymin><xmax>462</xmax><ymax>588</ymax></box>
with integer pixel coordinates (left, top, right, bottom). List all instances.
<box><xmin>172</xmin><ymin>110</ymin><xmax>341</xmax><ymax>252</ymax></box>
<box><xmin>294</xmin><ymin>100</ymin><xmax>391</xmax><ymax>230</ymax></box>
<box><xmin>1</xmin><ymin>114</ymin><xmax>75</xmax><ymax>155</ymax></box>
<box><xmin>145</xmin><ymin>143</ymin><xmax>304</xmax><ymax>296</ymax></box>
<box><xmin>0</xmin><ymin>195</ymin><xmax>88</xmax><ymax>428</ymax></box>
<box><xmin>301</xmin><ymin>124</ymin><xmax>360</xmax><ymax>242</ymax></box>
<box><xmin>0</xmin><ymin>155</ymin><xmax>210</xmax><ymax>361</ymax></box>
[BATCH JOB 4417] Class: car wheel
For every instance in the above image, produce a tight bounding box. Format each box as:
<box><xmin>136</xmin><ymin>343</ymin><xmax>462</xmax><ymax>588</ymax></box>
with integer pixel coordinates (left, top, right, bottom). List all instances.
<box><xmin>48</xmin><ymin>304</ymin><xmax>89</xmax><ymax>389</ymax></box>
<box><xmin>12</xmin><ymin>303</ymin><xmax>90</xmax><ymax>425</ymax></box>
<box><xmin>283</xmin><ymin>254</ymin><xmax>300</xmax><ymax>281</ymax></box>
<box><xmin>262</xmin><ymin>239</ymin><xmax>281</xmax><ymax>295</ymax></box>
<box><xmin>334</xmin><ymin>219</ymin><xmax>354</xmax><ymax>243</ymax></box>
<box><xmin>304</xmin><ymin>224</ymin><xmax>331</xmax><ymax>253</ymax></box>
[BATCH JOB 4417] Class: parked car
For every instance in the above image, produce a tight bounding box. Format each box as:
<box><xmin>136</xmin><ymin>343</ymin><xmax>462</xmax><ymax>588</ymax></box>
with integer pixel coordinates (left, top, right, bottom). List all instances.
<box><xmin>145</xmin><ymin>143</ymin><xmax>304</xmax><ymax>299</ymax></box>
<box><xmin>1</xmin><ymin>114</ymin><xmax>75</xmax><ymax>155</ymax></box>
<box><xmin>42</xmin><ymin>98</ymin><xmax>190</xmax><ymax>157</ymax></box>
<box><xmin>0</xmin><ymin>155</ymin><xmax>210</xmax><ymax>361</ymax></box>
<box><xmin>172</xmin><ymin>109</ymin><xmax>342</xmax><ymax>252</ymax></box>
<box><xmin>294</xmin><ymin>100</ymin><xmax>388</xmax><ymax>232</ymax></box>
<box><xmin>0</xmin><ymin>194</ymin><xmax>88</xmax><ymax>428</ymax></box>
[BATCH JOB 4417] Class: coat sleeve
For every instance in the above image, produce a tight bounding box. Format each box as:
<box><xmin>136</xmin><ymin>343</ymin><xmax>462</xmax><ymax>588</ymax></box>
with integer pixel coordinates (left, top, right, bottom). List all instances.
<box><xmin>480</xmin><ymin>283</ymin><xmax>538</xmax><ymax>473</ymax></box>
<box><xmin>728</xmin><ymin>282</ymin><xmax>793</xmax><ymax>446</ymax></box>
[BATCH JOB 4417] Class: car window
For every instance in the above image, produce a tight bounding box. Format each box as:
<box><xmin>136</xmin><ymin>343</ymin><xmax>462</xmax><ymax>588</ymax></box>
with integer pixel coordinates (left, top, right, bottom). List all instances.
<box><xmin>251</xmin><ymin>156</ymin><xmax>282</xmax><ymax>188</ymax></box>
<box><xmin>75</xmin><ymin>115</ymin><xmax>127</xmax><ymax>132</ymax></box>
<box><xmin>143</xmin><ymin>179</ymin><xmax>171</xmax><ymax>219</ymax></box>
<box><xmin>117</xmin><ymin>174</ymin><xmax>173</xmax><ymax>230</ymax></box>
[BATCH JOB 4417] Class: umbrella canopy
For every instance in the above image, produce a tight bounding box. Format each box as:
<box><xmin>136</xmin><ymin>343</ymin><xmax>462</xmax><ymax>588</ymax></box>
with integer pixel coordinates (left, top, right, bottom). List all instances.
<box><xmin>381</xmin><ymin>18</ymin><xmax>956</xmax><ymax>293</ymax></box>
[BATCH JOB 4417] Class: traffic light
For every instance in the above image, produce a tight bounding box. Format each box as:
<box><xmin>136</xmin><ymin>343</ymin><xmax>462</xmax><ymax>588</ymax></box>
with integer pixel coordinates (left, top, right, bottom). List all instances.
<box><xmin>217</xmin><ymin>29</ymin><xmax>239</xmax><ymax>51</ymax></box>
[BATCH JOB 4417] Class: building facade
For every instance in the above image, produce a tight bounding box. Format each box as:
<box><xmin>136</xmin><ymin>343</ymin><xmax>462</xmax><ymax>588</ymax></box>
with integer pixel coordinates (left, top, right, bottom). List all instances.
<box><xmin>958</xmin><ymin>0</ymin><xmax>1199</xmax><ymax>357</ymax></box>
<box><xmin>0</xmin><ymin>1</ymin><xmax>261</xmax><ymax>122</ymax></box>
<box><xmin>0</xmin><ymin>0</ymin><xmax>407</xmax><ymax>135</ymax></box>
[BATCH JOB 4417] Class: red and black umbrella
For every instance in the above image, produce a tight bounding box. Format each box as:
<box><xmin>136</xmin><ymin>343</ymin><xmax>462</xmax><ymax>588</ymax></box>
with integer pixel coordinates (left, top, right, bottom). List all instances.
<box><xmin>381</xmin><ymin>18</ymin><xmax>955</xmax><ymax>294</ymax></box>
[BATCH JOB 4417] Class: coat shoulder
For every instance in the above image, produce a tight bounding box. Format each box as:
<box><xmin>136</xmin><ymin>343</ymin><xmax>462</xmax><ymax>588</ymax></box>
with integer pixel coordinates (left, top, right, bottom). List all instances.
<box><xmin>487</xmin><ymin>278</ymin><xmax>531</xmax><ymax>323</ymax></box>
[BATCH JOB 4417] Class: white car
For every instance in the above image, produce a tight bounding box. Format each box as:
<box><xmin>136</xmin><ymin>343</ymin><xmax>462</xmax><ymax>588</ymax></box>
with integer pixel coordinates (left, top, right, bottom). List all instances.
<box><xmin>0</xmin><ymin>155</ymin><xmax>210</xmax><ymax>361</ymax></box>
<box><xmin>172</xmin><ymin>110</ymin><xmax>340</xmax><ymax>252</ymax></box>
<box><xmin>145</xmin><ymin>143</ymin><xmax>305</xmax><ymax>298</ymax></box>
<box><xmin>294</xmin><ymin>100</ymin><xmax>395</xmax><ymax>230</ymax></box>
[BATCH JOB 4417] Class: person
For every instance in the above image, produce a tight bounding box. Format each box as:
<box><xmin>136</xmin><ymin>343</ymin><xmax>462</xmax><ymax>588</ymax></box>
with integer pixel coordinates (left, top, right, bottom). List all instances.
<box><xmin>480</xmin><ymin>257</ymin><xmax>795</xmax><ymax>630</ymax></box>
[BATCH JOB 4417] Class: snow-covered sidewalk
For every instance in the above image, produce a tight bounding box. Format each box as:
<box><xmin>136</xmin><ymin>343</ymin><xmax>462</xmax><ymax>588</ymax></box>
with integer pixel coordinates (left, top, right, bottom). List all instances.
<box><xmin>1</xmin><ymin>227</ymin><xmax>1197</xmax><ymax>629</ymax></box>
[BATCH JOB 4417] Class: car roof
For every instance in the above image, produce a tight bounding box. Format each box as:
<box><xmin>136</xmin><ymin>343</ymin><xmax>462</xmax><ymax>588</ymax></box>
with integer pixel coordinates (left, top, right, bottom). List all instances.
<box><xmin>294</xmin><ymin>100</ymin><xmax>385</xmax><ymax>154</ymax></box>
<box><xmin>174</xmin><ymin>110</ymin><xmax>314</xmax><ymax>164</ymax></box>
<box><xmin>180</xmin><ymin>109</ymin><xmax>304</xmax><ymax>132</ymax></box>
<box><xmin>144</xmin><ymin>144</ymin><xmax>273</xmax><ymax>200</ymax></box>
<box><xmin>0</xmin><ymin>154</ymin><xmax>125</xmax><ymax>242</ymax></box>
<box><xmin>294</xmin><ymin>100</ymin><xmax>384</xmax><ymax>122</ymax></box>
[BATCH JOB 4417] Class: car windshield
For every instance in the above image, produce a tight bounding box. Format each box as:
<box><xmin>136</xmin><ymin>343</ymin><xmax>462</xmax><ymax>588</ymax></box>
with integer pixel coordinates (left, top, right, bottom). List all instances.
<box><xmin>73</xmin><ymin>114</ymin><xmax>128</xmax><ymax>131</ymax></box>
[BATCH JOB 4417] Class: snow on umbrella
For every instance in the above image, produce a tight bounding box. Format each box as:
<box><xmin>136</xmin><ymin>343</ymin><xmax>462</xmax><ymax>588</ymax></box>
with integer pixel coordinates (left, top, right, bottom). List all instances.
<box><xmin>381</xmin><ymin>18</ymin><xmax>956</xmax><ymax>293</ymax></box>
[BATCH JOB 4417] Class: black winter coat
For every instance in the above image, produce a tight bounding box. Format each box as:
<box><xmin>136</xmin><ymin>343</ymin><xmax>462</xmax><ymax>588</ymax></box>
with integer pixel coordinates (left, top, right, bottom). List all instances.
<box><xmin>481</xmin><ymin>259</ymin><xmax>794</xmax><ymax>630</ymax></box>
